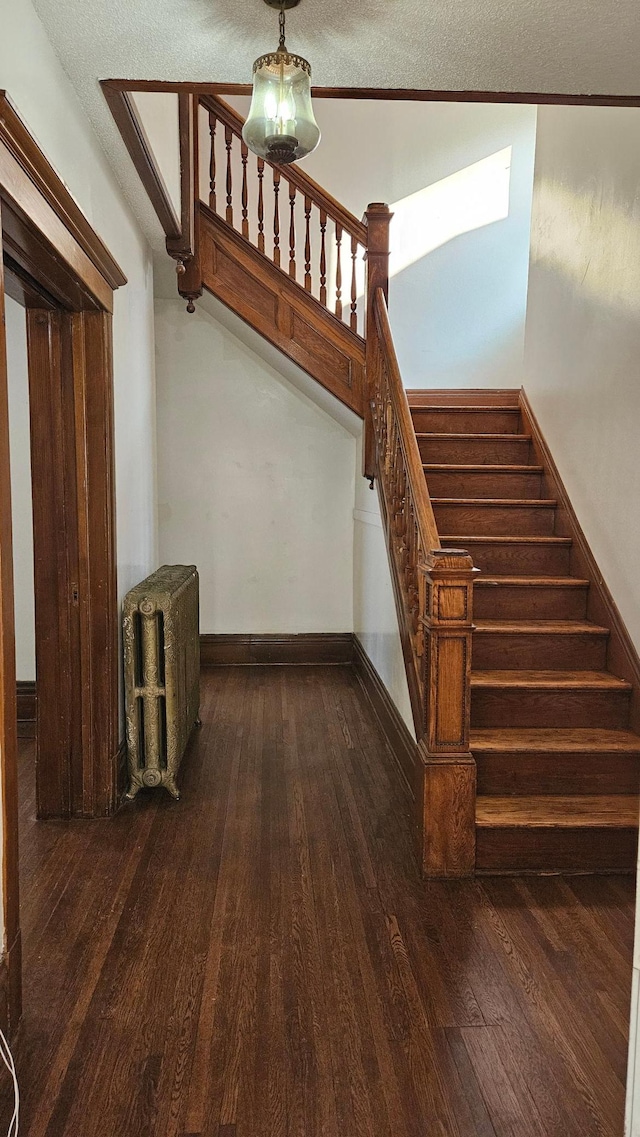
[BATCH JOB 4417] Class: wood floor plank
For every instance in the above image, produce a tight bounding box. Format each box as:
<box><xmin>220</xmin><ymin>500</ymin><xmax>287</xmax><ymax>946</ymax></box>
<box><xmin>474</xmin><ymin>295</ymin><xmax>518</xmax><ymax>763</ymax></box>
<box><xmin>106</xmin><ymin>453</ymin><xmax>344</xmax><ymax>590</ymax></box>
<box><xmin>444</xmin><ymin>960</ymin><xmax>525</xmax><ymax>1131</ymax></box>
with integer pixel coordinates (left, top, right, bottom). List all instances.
<box><xmin>0</xmin><ymin>666</ymin><xmax>635</xmax><ymax>1136</ymax></box>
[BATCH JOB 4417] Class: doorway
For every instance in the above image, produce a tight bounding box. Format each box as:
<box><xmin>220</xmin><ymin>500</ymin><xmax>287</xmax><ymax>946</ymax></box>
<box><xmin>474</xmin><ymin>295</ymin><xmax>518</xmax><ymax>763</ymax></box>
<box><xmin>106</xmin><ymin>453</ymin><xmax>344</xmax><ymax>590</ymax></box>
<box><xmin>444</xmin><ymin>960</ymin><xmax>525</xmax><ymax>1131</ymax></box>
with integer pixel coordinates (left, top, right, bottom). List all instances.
<box><xmin>0</xmin><ymin>95</ymin><xmax>126</xmax><ymax>1031</ymax></box>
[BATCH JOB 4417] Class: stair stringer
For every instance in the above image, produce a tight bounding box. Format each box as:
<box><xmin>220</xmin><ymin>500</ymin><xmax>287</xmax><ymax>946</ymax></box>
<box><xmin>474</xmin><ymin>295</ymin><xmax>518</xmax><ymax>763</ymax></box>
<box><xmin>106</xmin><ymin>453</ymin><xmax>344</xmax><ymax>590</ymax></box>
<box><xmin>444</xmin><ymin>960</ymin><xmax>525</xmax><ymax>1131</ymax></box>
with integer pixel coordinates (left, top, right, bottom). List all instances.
<box><xmin>198</xmin><ymin>204</ymin><xmax>366</xmax><ymax>418</ymax></box>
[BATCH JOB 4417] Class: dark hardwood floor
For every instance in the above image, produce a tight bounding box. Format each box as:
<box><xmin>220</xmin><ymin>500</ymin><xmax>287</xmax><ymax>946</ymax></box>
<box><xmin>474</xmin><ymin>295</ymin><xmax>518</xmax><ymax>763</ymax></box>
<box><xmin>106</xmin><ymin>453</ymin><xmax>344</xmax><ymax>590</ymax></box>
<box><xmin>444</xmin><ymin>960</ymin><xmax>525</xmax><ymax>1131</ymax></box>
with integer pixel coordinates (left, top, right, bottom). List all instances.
<box><xmin>3</xmin><ymin>666</ymin><xmax>636</xmax><ymax>1136</ymax></box>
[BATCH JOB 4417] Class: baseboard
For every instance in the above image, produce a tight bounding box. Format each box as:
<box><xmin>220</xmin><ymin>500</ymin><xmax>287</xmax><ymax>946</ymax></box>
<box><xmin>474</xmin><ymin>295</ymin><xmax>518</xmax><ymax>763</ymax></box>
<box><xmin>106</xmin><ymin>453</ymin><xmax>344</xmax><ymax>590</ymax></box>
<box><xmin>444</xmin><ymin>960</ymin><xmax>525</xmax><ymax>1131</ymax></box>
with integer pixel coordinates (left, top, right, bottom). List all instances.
<box><xmin>352</xmin><ymin>636</ymin><xmax>417</xmax><ymax>798</ymax></box>
<box><xmin>200</xmin><ymin>633</ymin><xmax>354</xmax><ymax>667</ymax></box>
<box><xmin>17</xmin><ymin>680</ymin><xmax>36</xmax><ymax>738</ymax></box>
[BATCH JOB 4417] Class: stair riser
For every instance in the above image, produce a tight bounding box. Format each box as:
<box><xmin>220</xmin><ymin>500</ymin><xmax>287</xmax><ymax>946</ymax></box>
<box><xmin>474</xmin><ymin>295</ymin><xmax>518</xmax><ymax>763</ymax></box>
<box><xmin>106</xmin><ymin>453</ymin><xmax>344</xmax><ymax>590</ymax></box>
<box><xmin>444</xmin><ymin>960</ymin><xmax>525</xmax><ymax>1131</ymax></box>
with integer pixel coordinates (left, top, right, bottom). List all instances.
<box><xmin>455</xmin><ymin>543</ymin><xmax>571</xmax><ymax>576</ymax></box>
<box><xmin>476</xmin><ymin>827</ymin><xmax>638</xmax><ymax>874</ymax></box>
<box><xmin>475</xmin><ymin>753</ymin><xmax>640</xmax><ymax>796</ymax></box>
<box><xmin>434</xmin><ymin>504</ymin><xmax>556</xmax><ymax>536</ymax></box>
<box><xmin>426</xmin><ymin>471</ymin><xmax>543</xmax><ymax>499</ymax></box>
<box><xmin>474</xmin><ymin>585</ymin><xmax>588</xmax><ymax>621</ymax></box>
<box><xmin>417</xmin><ymin>437</ymin><xmax>532</xmax><ymax>464</ymax></box>
<box><xmin>471</xmin><ymin>688</ymin><xmax>631</xmax><ymax>729</ymax></box>
<box><xmin>411</xmin><ymin>409</ymin><xmax>522</xmax><ymax>434</ymax></box>
<box><xmin>473</xmin><ymin>632</ymin><xmax>608</xmax><ymax>671</ymax></box>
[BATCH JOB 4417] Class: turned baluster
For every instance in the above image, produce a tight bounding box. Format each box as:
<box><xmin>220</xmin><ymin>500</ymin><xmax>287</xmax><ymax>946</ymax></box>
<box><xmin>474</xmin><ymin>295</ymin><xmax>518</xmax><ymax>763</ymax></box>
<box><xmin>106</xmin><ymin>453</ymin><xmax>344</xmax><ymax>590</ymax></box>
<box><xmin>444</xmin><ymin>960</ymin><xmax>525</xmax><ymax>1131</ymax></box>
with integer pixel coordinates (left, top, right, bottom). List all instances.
<box><xmin>304</xmin><ymin>197</ymin><xmax>312</xmax><ymax>292</ymax></box>
<box><xmin>225</xmin><ymin>126</ymin><xmax>233</xmax><ymax>227</ymax></box>
<box><xmin>350</xmin><ymin>236</ymin><xmax>359</xmax><ymax>332</ymax></box>
<box><xmin>241</xmin><ymin>141</ymin><xmax>249</xmax><ymax>239</ymax></box>
<box><xmin>273</xmin><ymin>167</ymin><xmax>281</xmax><ymax>268</ymax></box>
<box><xmin>208</xmin><ymin>113</ymin><xmax>217</xmax><ymax>212</ymax></box>
<box><xmin>289</xmin><ymin>184</ymin><xmax>297</xmax><ymax>279</ymax></box>
<box><xmin>319</xmin><ymin>210</ymin><xmax>327</xmax><ymax>307</ymax></box>
<box><xmin>335</xmin><ymin>222</ymin><xmax>343</xmax><ymax>320</ymax></box>
<box><xmin>257</xmin><ymin>159</ymin><xmax>265</xmax><ymax>254</ymax></box>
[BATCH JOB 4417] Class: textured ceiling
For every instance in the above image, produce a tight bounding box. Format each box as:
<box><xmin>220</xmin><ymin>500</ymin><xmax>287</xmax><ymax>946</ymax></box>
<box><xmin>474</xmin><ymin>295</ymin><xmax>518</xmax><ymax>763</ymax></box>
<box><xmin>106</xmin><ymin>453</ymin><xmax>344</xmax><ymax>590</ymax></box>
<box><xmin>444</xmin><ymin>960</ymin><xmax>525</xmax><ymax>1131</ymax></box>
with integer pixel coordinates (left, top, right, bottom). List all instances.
<box><xmin>29</xmin><ymin>0</ymin><xmax>640</xmax><ymax>252</ymax></box>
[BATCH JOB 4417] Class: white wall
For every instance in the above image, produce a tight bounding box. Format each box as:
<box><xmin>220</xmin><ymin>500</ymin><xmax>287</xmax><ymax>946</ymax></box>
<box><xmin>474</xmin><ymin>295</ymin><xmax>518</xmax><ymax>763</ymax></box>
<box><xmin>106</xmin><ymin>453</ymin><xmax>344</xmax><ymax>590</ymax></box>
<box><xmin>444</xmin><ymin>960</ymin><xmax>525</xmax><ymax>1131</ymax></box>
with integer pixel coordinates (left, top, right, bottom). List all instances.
<box><xmin>5</xmin><ymin>298</ymin><xmax>35</xmax><ymax>682</ymax></box>
<box><xmin>519</xmin><ymin>104</ymin><xmax>640</xmax><ymax>1133</ymax></box>
<box><xmin>353</xmin><ymin>437</ymin><xmax>415</xmax><ymax>736</ymax></box>
<box><xmin>524</xmin><ymin>105</ymin><xmax>640</xmax><ymax>655</ymax></box>
<box><xmin>0</xmin><ymin>0</ymin><xmax>158</xmax><ymax>611</ymax></box>
<box><xmin>155</xmin><ymin>298</ymin><xmax>355</xmax><ymax>634</ymax></box>
<box><xmin>231</xmin><ymin>96</ymin><xmax>537</xmax><ymax>389</ymax></box>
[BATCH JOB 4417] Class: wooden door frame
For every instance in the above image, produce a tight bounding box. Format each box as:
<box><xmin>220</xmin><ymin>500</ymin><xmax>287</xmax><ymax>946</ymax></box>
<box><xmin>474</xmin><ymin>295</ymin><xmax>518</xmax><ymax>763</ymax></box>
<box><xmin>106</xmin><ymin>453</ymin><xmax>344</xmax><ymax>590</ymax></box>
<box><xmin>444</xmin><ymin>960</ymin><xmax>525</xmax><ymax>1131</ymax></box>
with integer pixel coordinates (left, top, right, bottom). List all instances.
<box><xmin>0</xmin><ymin>91</ymin><xmax>126</xmax><ymax>1033</ymax></box>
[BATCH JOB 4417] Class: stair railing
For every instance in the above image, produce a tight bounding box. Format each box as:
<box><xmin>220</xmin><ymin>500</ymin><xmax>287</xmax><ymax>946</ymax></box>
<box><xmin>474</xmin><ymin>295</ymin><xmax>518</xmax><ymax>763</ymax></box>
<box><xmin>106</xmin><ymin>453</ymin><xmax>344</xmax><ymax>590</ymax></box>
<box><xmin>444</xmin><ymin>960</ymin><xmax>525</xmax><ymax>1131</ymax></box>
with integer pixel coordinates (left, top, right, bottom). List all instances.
<box><xmin>198</xmin><ymin>95</ymin><xmax>368</xmax><ymax>336</ymax></box>
<box><xmin>364</xmin><ymin>204</ymin><xmax>477</xmax><ymax>877</ymax></box>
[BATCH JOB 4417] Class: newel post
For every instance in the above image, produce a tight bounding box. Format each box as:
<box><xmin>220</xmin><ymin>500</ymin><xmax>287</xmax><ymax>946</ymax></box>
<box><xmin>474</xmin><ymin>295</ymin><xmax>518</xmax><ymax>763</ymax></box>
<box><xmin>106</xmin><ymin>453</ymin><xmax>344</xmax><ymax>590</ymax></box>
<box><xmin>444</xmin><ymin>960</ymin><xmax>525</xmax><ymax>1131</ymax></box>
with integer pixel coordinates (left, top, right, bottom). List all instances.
<box><xmin>417</xmin><ymin>550</ymin><xmax>478</xmax><ymax>878</ymax></box>
<box><xmin>363</xmin><ymin>203</ymin><xmax>392</xmax><ymax>480</ymax></box>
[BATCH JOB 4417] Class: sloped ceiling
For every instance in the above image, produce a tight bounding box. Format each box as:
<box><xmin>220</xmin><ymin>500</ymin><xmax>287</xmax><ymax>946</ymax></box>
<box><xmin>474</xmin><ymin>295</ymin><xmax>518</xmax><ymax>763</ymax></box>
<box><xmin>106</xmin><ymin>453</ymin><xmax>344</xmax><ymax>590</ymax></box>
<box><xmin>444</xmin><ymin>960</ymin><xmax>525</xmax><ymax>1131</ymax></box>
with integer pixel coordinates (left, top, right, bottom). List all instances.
<box><xmin>30</xmin><ymin>0</ymin><xmax>640</xmax><ymax>251</ymax></box>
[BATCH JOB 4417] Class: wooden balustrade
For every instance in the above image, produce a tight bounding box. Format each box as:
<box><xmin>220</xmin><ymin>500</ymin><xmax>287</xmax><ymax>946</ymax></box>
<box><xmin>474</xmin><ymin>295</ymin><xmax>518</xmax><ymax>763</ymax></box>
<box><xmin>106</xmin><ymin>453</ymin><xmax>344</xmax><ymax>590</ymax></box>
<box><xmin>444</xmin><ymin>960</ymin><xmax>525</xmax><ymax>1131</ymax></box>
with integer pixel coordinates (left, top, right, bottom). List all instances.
<box><xmin>199</xmin><ymin>95</ymin><xmax>368</xmax><ymax>336</ymax></box>
<box><xmin>368</xmin><ymin>279</ymin><xmax>477</xmax><ymax>879</ymax></box>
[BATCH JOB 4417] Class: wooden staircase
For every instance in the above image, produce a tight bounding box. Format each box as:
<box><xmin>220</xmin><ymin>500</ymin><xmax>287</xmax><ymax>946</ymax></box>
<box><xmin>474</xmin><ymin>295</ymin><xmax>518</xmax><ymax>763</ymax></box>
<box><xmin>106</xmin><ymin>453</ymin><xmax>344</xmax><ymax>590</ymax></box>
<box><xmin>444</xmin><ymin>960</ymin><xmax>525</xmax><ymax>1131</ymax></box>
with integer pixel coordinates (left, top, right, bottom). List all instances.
<box><xmin>411</xmin><ymin>389</ymin><xmax>640</xmax><ymax>873</ymax></box>
<box><xmin>107</xmin><ymin>88</ymin><xmax>640</xmax><ymax>877</ymax></box>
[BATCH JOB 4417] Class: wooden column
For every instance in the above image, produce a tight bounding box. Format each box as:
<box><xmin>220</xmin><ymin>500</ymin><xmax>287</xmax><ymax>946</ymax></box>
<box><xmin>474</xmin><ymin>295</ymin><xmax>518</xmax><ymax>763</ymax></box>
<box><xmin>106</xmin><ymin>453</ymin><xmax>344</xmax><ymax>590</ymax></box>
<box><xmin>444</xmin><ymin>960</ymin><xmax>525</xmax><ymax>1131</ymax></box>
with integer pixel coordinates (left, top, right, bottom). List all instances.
<box><xmin>363</xmin><ymin>203</ymin><xmax>391</xmax><ymax>480</ymax></box>
<box><xmin>417</xmin><ymin>550</ymin><xmax>478</xmax><ymax>878</ymax></box>
<box><xmin>0</xmin><ymin>212</ymin><xmax>21</xmax><ymax>1032</ymax></box>
<box><xmin>173</xmin><ymin>94</ymin><xmax>203</xmax><ymax>312</ymax></box>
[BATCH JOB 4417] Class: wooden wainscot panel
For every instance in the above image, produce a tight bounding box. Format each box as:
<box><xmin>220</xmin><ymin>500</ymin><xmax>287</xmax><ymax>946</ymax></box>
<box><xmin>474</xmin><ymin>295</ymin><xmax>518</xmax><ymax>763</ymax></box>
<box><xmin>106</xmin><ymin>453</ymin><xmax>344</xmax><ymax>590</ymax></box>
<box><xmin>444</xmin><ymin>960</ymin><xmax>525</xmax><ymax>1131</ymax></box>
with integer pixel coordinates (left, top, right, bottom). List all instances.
<box><xmin>289</xmin><ymin>304</ymin><xmax>355</xmax><ymax>393</ymax></box>
<box><xmin>206</xmin><ymin>234</ymin><xmax>279</xmax><ymax>327</ymax></box>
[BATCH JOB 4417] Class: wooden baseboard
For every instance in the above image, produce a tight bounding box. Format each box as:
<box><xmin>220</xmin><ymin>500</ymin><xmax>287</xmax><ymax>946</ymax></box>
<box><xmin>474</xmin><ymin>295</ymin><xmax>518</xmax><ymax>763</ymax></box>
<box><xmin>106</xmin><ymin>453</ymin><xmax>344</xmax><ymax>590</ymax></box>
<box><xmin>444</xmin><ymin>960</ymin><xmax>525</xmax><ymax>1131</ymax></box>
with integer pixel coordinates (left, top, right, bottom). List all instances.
<box><xmin>352</xmin><ymin>636</ymin><xmax>417</xmax><ymax>798</ymax></box>
<box><xmin>200</xmin><ymin>633</ymin><xmax>354</xmax><ymax>667</ymax></box>
<box><xmin>17</xmin><ymin>680</ymin><xmax>36</xmax><ymax>738</ymax></box>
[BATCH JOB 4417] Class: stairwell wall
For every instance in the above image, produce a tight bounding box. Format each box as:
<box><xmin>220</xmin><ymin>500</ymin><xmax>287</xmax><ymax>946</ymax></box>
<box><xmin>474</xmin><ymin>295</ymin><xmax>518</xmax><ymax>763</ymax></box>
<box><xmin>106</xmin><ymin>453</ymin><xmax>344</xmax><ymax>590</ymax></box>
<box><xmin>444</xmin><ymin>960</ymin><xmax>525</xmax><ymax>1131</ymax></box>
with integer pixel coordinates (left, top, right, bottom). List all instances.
<box><xmin>520</xmin><ymin>104</ymin><xmax>640</xmax><ymax>1133</ymax></box>
<box><xmin>230</xmin><ymin>96</ymin><xmax>537</xmax><ymax>389</ymax></box>
<box><xmin>154</xmin><ymin>297</ymin><xmax>356</xmax><ymax>636</ymax></box>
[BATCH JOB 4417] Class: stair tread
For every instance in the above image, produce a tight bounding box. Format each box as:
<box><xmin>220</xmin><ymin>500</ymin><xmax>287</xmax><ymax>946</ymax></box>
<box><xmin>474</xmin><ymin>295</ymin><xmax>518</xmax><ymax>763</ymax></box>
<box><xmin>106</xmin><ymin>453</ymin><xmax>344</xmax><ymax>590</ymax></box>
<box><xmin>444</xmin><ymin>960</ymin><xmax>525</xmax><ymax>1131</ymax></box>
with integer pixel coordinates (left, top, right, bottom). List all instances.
<box><xmin>415</xmin><ymin>433</ymin><xmax>531</xmax><ymax>441</ymax></box>
<box><xmin>475</xmin><ymin>576</ymin><xmax>589</xmax><ymax>588</ymax></box>
<box><xmin>433</xmin><ymin>498</ymin><xmax>556</xmax><ymax>507</ymax></box>
<box><xmin>474</xmin><ymin>620</ymin><xmax>609</xmax><ymax>636</ymax></box>
<box><xmin>411</xmin><ymin>405</ymin><xmax>520</xmax><ymax>414</ymax></box>
<box><xmin>476</xmin><ymin>795</ymin><xmax>639</xmax><ymax>828</ymax></box>
<box><xmin>471</xmin><ymin>669</ymin><xmax>632</xmax><ymax>689</ymax></box>
<box><xmin>471</xmin><ymin>727</ymin><xmax>640</xmax><ymax>752</ymax></box>
<box><xmin>442</xmin><ymin>535</ymin><xmax>572</xmax><ymax>545</ymax></box>
<box><xmin>424</xmin><ymin>464</ymin><xmax>543</xmax><ymax>473</ymax></box>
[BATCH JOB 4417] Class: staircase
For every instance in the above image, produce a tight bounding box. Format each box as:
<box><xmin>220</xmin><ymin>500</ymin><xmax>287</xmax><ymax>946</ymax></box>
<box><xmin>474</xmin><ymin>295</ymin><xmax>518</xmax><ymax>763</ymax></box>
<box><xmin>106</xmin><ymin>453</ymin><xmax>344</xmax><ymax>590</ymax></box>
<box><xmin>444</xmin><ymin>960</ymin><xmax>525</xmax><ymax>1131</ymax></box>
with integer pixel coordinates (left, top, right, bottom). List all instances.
<box><xmin>107</xmin><ymin>87</ymin><xmax>640</xmax><ymax>876</ymax></box>
<box><xmin>411</xmin><ymin>389</ymin><xmax>640</xmax><ymax>873</ymax></box>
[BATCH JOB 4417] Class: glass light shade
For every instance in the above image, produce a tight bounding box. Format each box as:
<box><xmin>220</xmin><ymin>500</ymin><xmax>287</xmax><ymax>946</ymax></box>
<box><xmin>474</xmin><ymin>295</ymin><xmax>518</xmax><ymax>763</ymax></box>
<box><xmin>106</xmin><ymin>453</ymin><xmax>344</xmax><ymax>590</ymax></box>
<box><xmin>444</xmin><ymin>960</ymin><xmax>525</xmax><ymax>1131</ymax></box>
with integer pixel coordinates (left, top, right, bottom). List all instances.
<box><xmin>242</xmin><ymin>49</ymin><xmax>321</xmax><ymax>164</ymax></box>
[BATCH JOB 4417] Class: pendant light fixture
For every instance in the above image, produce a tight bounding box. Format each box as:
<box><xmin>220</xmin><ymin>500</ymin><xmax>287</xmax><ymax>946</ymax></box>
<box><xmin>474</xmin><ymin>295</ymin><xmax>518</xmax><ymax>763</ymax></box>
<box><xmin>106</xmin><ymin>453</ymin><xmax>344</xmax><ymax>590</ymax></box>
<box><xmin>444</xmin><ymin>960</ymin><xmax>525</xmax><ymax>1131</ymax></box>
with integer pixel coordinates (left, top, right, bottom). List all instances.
<box><xmin>242</xmin><ymin>0</ymin><xmax>320</xmax><ymax>165</ymax></box>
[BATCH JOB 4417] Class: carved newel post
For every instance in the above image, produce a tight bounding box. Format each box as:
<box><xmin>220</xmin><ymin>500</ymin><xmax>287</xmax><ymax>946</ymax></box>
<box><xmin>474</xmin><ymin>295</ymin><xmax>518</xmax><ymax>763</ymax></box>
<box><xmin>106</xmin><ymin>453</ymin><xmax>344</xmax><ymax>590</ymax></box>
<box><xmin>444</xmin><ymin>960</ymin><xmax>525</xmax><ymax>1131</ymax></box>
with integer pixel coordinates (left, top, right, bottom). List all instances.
<box><xmin>363</xmin><ymin>203</ymin><xmax>392</xmax><ymax>480</ymax></box>
<box><xmin>417</xmin><ymin>549</ymin><xmax>478</xmax><ymax>878</ymax></box>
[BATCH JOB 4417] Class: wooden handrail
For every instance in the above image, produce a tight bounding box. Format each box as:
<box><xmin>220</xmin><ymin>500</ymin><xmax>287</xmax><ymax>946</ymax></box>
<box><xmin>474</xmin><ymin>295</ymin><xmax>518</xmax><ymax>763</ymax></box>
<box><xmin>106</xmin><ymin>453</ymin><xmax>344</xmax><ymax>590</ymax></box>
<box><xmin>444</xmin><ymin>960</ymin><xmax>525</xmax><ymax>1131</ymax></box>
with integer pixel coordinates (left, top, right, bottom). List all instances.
<box><xmin>200</xmin><ymin>94</ymin><xmax>368</xmax><ymax>247</ymax></box>
<box><xmin>372</xmin><ymin>289</ymin><xmax>441</xmax><ymax>556</ymax></box>
<box><xmin>367</xmin><ymin>275</ymin><xmax>477</xmax><ymax>879</ymax></box>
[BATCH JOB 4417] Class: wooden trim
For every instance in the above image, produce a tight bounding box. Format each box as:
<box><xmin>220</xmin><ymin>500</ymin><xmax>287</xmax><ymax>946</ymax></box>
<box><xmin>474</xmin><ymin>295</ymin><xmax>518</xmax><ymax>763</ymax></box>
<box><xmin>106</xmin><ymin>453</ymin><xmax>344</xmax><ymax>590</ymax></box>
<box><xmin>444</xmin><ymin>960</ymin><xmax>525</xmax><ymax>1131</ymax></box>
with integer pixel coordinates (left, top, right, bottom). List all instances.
<box><xmin>166</xmin><ymin>92</ymin><xmax>197</xmax><ymax>262</ymax></box>
<box><xmin>201</xmin><ymin>95</ymin><xmax>368</xmax><ymax>246</ymax></box>
<box><xmin>102</xmin><ymin>86</ymin><xmax>181</xmax><ymax>241</ymax></box>
<box><xmin>200</xmin><ymin>633</ymin><xmax>354</xmax><ymax>667</ymax></box>
<box><xmin>519</xmin><ymin>389</ymin><xmax>640</xmax><ymax>736</ymax></box>
<box><xmin>102</xmin><ymin>79</ymin><xmax>640</xmax><ymax>108</ymax></box>
<box><xmin>16</xmin><ymin>681</ymin><xmax>36</xmax><ymax>738</ymax></box>
<box><xmin>0</xmin><ymin>92</ymin><xmax>126</xmax><ymax>293</ymax></box>
<box><xmin>0</xmin><ymin>930</ymin><xmax>21</xmax><ymax>1038</ymax></box>
<box><xmin>352</xmin><ymin>635</ymin><xmax>417</xmax><ymax>798</ymax></box>
<box><xmin>0</xmin><ymin>210</ymin><xmax>20</xmax><ymax>1031</ymax></box>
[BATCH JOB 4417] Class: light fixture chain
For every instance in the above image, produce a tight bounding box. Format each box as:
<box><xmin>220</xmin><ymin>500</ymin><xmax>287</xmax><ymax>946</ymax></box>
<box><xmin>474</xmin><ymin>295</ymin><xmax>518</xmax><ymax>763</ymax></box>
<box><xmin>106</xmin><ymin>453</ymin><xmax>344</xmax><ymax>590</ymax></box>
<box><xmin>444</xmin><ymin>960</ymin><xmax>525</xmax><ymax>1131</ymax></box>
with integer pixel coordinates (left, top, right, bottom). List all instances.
<box><xmin>279</xmin><ymin>5</ymin><xmax>286</xmax><ymax>49</ymax></box>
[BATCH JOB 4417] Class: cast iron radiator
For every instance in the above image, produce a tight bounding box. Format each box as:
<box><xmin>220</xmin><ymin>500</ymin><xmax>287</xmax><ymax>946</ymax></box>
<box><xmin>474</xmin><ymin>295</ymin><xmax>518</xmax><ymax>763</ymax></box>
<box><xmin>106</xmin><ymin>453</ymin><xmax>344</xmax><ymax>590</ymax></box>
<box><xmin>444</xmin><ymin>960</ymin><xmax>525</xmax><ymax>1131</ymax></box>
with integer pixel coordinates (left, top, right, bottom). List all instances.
<box><xmin>123</xmin><ymin>565</ymin><xmax>200</xmax><ymax>800</ymax></box>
